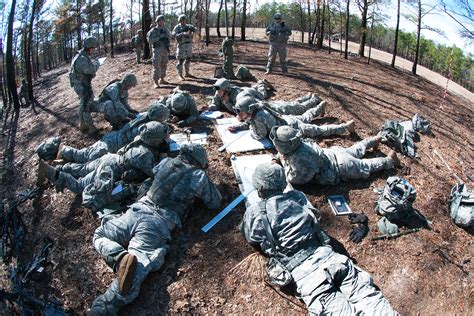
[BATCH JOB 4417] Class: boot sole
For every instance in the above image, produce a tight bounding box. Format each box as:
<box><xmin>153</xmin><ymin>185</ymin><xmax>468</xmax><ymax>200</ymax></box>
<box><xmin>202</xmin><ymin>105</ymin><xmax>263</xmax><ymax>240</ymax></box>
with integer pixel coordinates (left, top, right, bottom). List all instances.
<box><xmin>118</xmin><ymin>254</ymin><xmax>137</xmax><ymax>294</ymax></box>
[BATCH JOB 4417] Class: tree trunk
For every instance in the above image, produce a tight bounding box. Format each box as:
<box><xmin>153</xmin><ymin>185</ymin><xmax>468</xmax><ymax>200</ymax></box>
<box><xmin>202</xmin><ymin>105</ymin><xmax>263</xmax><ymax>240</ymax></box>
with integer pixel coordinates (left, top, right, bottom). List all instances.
<box><xmin>327</xmin><ymin>6</ymin><xmax>332</xmax><ymax>53</ymax></box>
<box><xmin>130</xmin><ymin>0</ymin><xmax>134</xmax><ymax>38</ymax></box>
<box><xmin>231</xmin><ymin>0</ymin><xmax>236</xmax><ymax>39</ymax></box>
<box><xmin>344</xmin><ymin>0</ymin><xmax>350</xmax><ymax>59</ymax></box>
<box><xmin>240</xmin><ymin>0</ymin><xmax>247</xmax><ymax>41</ymax></box>
<box><xmin>152</xmin><ymin>0</ymin><xmax>156</xmax><ymax>21</ymax></box>
<box><xmin>224</xmin><ymin>0</ymin><xmax>229</xmax><ymax>37</ymax></box>
<box><xmin>299</xmin><ymin>2</ymin><xmax>305</xmax><ymax>43</ymax></box>
<box><xmin>142</xmin><ymin>0</ymin><xmax>152</xmax><ymax>59</ymax></box>
<box><xmin>307</xmin><ymin>0</ymin><xmax>312</xmax><ymax>44</ymax></box>
<box><xmin>317</xmin><ymin>0</ymin><xmax>326</xmax><ymax>48</ymax></box>
<box><xmin>100</xmin><ymin>0</ymin><xmax>107</xmax><ymax>53</ymax></box>
<box><xmin>391</xmin><ymin>0</ymin><xmax>400</xmax><ymax>67</ymax></box>
<box><xmin>6</xmin><ymin>0</ymin><xmax>21</xmax><ymax>111</ymax></box>
<box><xmin>412</xmin><ymin>0</ymin><xmax>421</xmax><ymax>74</ymax></box>
<box><xmin>217</xmin><ymin>0</ymin><xmax>223</xmax><ymax>38</ymax></box>
<box><xmin>157</xmin><ymin>0</ymin><xmax>161</xmax><ymax>15</ymax></box>
<box><xmin>311</xmin><ymin>1</ymin><xmax>321</xmax><ymax>45</ymax></box>
<box><xmin>358</xmin><ymin>0</ymin><xmax>368</xmax><ymax>57</ymax></box>
<box><xmin>367</xmin><ymin>8</ymin><xmax>375</xmax><ymax>64</ymax></box>
<box><xmin>109</xmin><ymin>0</ymin><xmax>114</xmax><ymax>57</ymax></box>
<box><xmin>205</xmin><ymin>0</ymin><xmax>210</xmax><ymax>45</ymax></box>
<box><xmin>25</xmin><ymin>0</ymin><xmax>38</xmax><ymax>105</ymax></box>
<box><xmin>77</xmin><ymin>0</ymin><xmax>82</xmax><ymax>49</ymax></box>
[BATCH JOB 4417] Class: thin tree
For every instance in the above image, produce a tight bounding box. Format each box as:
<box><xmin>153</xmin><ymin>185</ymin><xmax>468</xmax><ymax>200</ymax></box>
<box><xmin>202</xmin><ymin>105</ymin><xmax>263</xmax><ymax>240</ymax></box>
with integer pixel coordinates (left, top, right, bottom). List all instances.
<box><xmin>344</xmin><ymin>0</ymin><xmax>349</xmax><ymax>59</ymax></box>
<box><xmin>241</xmin><ymin>0</ymin><xmax>247</xmax><ymax>41</ymax></box>
<box><xmin>26</xmin><ymin>0</ymin><xmax>45</xmax><ymax>107</ymax></box>
<box><xmin>224</xmin><ymin>0</ymin><xmax>229</xmax><ymax>37</ymax></box>
<box><xmin>204</xmin><ymin>0</ymin><xmax>211</xmax><ymax>45</ymax></box>
<box><xmin>391</xmin><ymin>0</ymin><xmax>400</xmax><ymax>67</ymax></box>
<box><xmin>109</xmin><ymin>0</ymin><xmax>114</xmax><ymax>57</ymax></box>
<box><xmin>231</xmin><ymin>0</ymin><xmax>237</xmax><ymax>39</ymax></box>
<box><xmin>298</xmin><ymin>0</ymin><xmax>305</xmax><ymax>43</ymax></box>
<box><xmin>440</xmin><ymin>0</ymin><xmax>473</xmax><ymax>41</ymax></box>
<box><xmin>357</xmin><ymin>0</ymin><xmax>374</xmax><ymax>57</ymax></box>
<box><xmin>317</xmin><ymin>0</ymin><xmax>326</xmax><ymax>48</ymax></box>
<box><xmin>5</xmin><ymin>0</ymin><xmax>21</xmax><ymax>111</ymax></box>
<box><xmin>307</xmin><ymin>0</ymin><xmax>312</xmax><ymax>44</ymax></box>
<box><xmin>76</xmin><ymin>0</ymin><xmax>82</xmax><ymax>49</ymax></box>
<box><xmin>142</xmin><ymin>0</ymin><xmax>152</xmax><ymax>59</ymax></box>
<box><xmin>217</xmin><ymin>0</ymin><xmax>223</xmax><ymax>38</ymax></box>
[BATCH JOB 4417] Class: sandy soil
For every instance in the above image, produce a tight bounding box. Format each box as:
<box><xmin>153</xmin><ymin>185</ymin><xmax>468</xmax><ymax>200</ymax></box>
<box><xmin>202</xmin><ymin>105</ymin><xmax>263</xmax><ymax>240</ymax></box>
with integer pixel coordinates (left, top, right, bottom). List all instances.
<box><xmin>0</xmin><ymin>38</ymin><xmax>472</xmax><ymax>315</ymax></box>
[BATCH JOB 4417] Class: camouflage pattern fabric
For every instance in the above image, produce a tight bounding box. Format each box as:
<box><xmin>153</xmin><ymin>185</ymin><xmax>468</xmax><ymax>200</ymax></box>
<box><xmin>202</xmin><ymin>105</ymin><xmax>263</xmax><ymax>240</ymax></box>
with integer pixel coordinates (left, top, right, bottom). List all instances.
<box><xmin>95</xmin><ymin>82</ymin><xmax>135</xmax><ymax>130</ymax></box>
<box><xmin>131</xmin><ymin>34</ymin><xmax>143</xmax><ymax>63</ymax></box>
<box><xmin>274</xmin><ymin>137</ymin><xmax>394</xmax><ymax>185</ymax></box>
<box><xmin>172</xmin><ymin>23</ymin><xmax>196</xmax><ymax>74</ymax></box>
<box><xmin>162</xmin><ymin>91</ymin><xmax>198</xmax><ymax>126</ymax></box>
<box><xmin>70</xmin><ymin>49</ymin><xmax>98</xmax><ymax>131</ymax></box>
<box><xmin>18</xmin><ymin>81</ymin><xmax>30</xmax><ymax>106</ymax></box>
<box><xmin>147</xmin><ymin>26</ymin><xmax>171</xmax><ymax>82</ymax></box>
<box><xmin>221</xmin><ymin>38</ymin><xmax>235</xmax><ymax>78</ymax></box>
<box><xmin>241</xmin><ymin>189</ymin><xmax>398</xmax><ymax>315</ymax></box>
<box><xmin>265</xmin><ymin>22</ymin><xmax>292</xmax><ymax>72</ymax></box>
<box><xmin>89</xmin><ymin>155</ymin><xmax>221</xmax><ymax>315</ymax></box>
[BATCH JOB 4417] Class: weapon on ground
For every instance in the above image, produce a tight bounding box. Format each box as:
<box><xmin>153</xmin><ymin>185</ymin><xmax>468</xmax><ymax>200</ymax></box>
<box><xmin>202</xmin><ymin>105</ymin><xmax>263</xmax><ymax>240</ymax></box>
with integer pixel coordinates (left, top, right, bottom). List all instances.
<box><xmin>22</xmin><ymin>237</ymin><xmax>53</xmax><ymax>285</ymax></box>
<box><xmin>371</xmin><ymin>228</ymin><xmax>420</xmax><ymax>241</ymax></box>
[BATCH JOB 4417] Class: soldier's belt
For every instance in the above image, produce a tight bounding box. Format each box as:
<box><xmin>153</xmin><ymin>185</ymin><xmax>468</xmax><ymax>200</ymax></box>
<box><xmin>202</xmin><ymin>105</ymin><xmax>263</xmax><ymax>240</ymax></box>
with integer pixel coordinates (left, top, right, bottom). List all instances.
<box><xmin>281</xmin><ymin>239</ymin><xmax>320</xmax><ymax>272</ymax></box>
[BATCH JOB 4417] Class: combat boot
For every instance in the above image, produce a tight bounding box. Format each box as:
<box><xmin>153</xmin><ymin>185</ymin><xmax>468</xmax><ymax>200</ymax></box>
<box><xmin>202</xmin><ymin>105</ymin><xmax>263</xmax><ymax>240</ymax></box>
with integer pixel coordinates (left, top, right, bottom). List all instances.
<box><xmin>159</xmin><ymin>78</ymin><xmax>169</xmax><ymax>85</ymax></box>
<box><xmin>178</xmin><ymin>73</ymin><xmax>185</xmax><ymax>81</ymax></box>
<box><xmin>261</xmin><ymin>79</ymin><xmax>274</xmax><ymax>91</ymax></box>
<box><xmin>79</xmin><ymin>120</ymin><xmax>88</xmax><ymax>132</ymax></box>
<box><xmin>388</xmin><ymin>150</ymin><xmax>401</xmax><ymax>167</ymax></box>
<box><xmin>265</xmin><ymin>69</ymin><xmax>272</xmax><ymax>75</ymax></box>
<box><xmin>345</xmin><ymin>120</ymin><xmax>356</xmax><ymax>134</ymax></box>
<box><xmin>153</xmin><ymin>79</ymin><xmax>160</xmax><ymax>89</ymax></box>
<box><xmin>372</xmin><ymin>135</ymin><xmax>383</xmax><ymax>151</ymax></box>
<box><xmin>117</xmin><ymin>253</ymin><xmax>137</xmax><ymax>295</ymax></box>
<box><xmin>56</xmin><ymin>144</ymin><xmax>64</xmax><ymax>160</ymax></box>
<box><xmin>37</xmin><ymin>159</ymin><xmax>58</xmax><ymax>186</ymax></box>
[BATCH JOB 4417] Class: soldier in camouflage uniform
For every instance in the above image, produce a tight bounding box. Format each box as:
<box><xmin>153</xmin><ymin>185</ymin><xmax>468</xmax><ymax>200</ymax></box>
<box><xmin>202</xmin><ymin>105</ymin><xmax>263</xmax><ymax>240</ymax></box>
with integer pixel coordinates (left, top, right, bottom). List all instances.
<box><xmin>37</xmin><ymin>122</ymin><xmax>170</xmax><ymax>209</ymax></box>
<box><xmin>270</xmin><ymin>125</ymin><xmax>400</xmax><ymax>186</ymax></box>
<box><xmin>147</xmin><ymin>15</ymin><xmax>171</xmax><ymax>88</ymax></box>
<box><xmin>131</xmin><ymin>30</ymin><xmax>143</xmax><ymax>64</ymax></box>
<box><xmin>241</xmin><ymin>163</ymin><xmax>398</xmax><ymax>315</ymax></box>
<box><xmin>207</xmin><ymin>78</ymin><xmax>325</xmax><ymax>116</ymax></box>
<box><xmin>18</xmin><ymin>79</ymin><xmax>31</xmax><ymax>107</ymax></box>
<box><xmin>229</xmin><ymin>96</ymin><xmax>353</xmax><ymax>140</ymax></box>
<box><xmin>88</xmin><ymin>144</ymin><xmax>222</xmax><ymax>315</ymax></box>
<box><xmin>172</xmin><ymin>15</ymin><xmax>196</xmax><ymax>80</ymax></box>
<box><xmin>221</xmin><ymin>37</ymin><xmax>235</xmax><ymax>78</ymax></box>
<box><xmin>265</xmin><ymin>13</ymin><xmax>292</xmax><ymax>74</ymax></box>
<box><xmin>69</xmin><ymin>36</ymin><xmax>100</xmax><ymax>134</ymax></box>
<box><xmin>93</xmin><ymin>73</ymin><xmax>139</xmax><ymax>130</ymax></box>
<box><xmin>160</xmin><ymin>89</ymin><xmax>198</xmax><ymax>127</ymax></box>
<box><xmin>36</xmin><ymin>102</ymin><xmax>170</xmax><ymax>164</ymax></box>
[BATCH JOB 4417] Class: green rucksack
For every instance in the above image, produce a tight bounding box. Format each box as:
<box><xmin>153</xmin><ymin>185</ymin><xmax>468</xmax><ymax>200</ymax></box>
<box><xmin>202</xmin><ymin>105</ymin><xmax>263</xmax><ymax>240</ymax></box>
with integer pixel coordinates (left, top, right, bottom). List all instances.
<box><xmin>375</xmin><ymin>176</ymin><xmax>417</xmax><ymax>221</ymax></box>
<box><xmin>449</xmin><ymin>183</ymin><xmax>474</xmax><ymax>229</ymax></box>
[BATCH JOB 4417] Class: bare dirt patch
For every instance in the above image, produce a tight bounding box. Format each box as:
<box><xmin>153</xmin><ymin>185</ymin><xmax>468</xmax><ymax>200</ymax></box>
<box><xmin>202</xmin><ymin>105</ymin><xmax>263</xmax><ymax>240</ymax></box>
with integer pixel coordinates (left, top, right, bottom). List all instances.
<box><xmin>1</xmin><ymin>39</ymin><xmax>472</xmax><ymax>315</ymax></box>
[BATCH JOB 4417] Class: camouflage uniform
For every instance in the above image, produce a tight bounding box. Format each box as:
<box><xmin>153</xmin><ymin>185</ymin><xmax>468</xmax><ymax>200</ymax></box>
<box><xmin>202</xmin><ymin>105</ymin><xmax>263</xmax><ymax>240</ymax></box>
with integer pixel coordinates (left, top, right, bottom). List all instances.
<box><xmin>233</xmin><ymin>99</ymin><xmax>347</xmax><ymax>140</ymax></box>
<box><xmin>271</xmin><ymin>126</ymin><xmax>394</xmax><ymax>185</ymax></box>
<box><xmin>172</xmin><ymin>16</ymin><xmax>196</xmax><ymax>77</ymax></box>
<box><xmin>161</xmin><ymin>90</ymin><xmax>198</xmax><ymax>127</ymax></box>
<box><xmin>18</xmin><ymin>79</ymin><xmax>30</xmax><ymax>106</ymax></box>
<box><xmin>89</xmin><ymin>144</ymin><xmax>222</xmax><ymax>315</ymax></box>
<box><xmin>147</xmin><ymin>16</ymin><xmax>171</xmax><ymax>85</ymax></box>
<box><xmin>265</xmin><ymin>13</ymin><xmax>292</xmax><ymax>73</ymax></box>
<box><xmin>241</xmin><ymin>163</ymin><xmax>398</xmax><ymax>315</ymax></box>
<box><xmin>221</xmin><ymin>37</ymin><xmax>235</xmax><ymax>78</ymax></box>
<box><xmin>69</xmin><ymin>36</ymin><xmax>99</xmax><ymax>133</ymax></box>
<box><xmin>94</xmin><ymin>74</ymin><xmax>138</xmax><ymax>130</ymax></box>
<box><xmin>209</xmin><ymin>78</ymin><xmax>322</xmax><ymax>116</ymax></box>
<box><xmin>131</xmin><ymin>30</ymin><xmax>143</xmax><ymax>64</ymax></box>
<box><xmin>58</xmin><ymin>103</ymin><xmax>170</xmax><ymax>163</ymax></box>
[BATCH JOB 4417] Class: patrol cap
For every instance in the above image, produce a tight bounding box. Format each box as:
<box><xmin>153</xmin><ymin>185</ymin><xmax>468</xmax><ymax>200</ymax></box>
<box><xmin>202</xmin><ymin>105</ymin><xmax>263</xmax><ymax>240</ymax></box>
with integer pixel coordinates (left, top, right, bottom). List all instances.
<box><xmin>213</xmin><ymin>78</ymin><xmax>231</xmax><ymax>91</ymax></box>
<box><xmin>139</xmin><ymin>121</ymin><xmax>168</xmax><ymax>146</ymax></box>
<box><xmin>234</xmin><ymin>96</ymin><xmax>259</xmax><ymax>114</ymax></box>
<box><xmin>121</xmin><ymin>73</ymin><xmax>137</xmax><ymax>88</ymax></box>
<box><xmin>178</xmin><ymin>14</ymin><xmax>187</xmax><ymax>22</ymax></box>
<box><xmin>147</xmin><ymin>101</ymin><xmax>170</xmax><ymax>122</ymax></box>
<box><xmin>155</xmin><ymin>15</ymin><xmax>165</xmax><ymax>23</ymax></box>
<box><xmin>83</xmin><ymin>36</ymin><xmax>99</xmax><ymax>49</ymax></box>
<box><xmin>252</xmin><ymin>163</ymin><xmax>287</xmax><ymax>192</ymax></box>
<box><xmin>180</xmin><ymin>143</ymin><xmax>209</xmax><ymax>168</ymax></box>
<box><xmin>274</xmin><ymin>13</ymin><xmax>282</xmax><ymax>20</ymax></box>
<box><xmin>269</xmin><ymin>126</ymin><xmax>302</xmax><ymax>155</ymax></box>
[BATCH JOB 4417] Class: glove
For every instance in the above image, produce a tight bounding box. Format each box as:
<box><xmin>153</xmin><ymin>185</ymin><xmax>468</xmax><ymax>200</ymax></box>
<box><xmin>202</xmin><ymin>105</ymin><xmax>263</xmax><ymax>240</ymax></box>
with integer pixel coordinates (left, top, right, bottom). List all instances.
<box><xmin>349</xmin><ymin>225</ymin><xmax>369</xmax><ymax>243</ymax></box>
<box><xmin>348</xmin><ymin>213</ymin><xmax>368</xmax><ymax>225</ymax></box>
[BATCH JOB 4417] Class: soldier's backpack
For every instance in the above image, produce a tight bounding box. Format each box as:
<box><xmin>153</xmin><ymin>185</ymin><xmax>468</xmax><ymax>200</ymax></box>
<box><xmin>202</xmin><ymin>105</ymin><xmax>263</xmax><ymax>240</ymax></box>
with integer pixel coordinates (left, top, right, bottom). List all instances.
<box><xmin>380</xmin><ymin>120</ymin><xmax>417</xmax><ymax>158</ymax></box>
<box><xmin>375</xmin><ymin>176</ymin><xmax>417</xmax><ymax>221</ymax></box>
<box><xmin>449</xmin><ymin>183</ymin><xmax>474</xmax><ymax>229</ymax></box>
<box><xmin>236</xmin><ymin>66</ymin><xmax>256</xmax><ymax>81</ymax></box>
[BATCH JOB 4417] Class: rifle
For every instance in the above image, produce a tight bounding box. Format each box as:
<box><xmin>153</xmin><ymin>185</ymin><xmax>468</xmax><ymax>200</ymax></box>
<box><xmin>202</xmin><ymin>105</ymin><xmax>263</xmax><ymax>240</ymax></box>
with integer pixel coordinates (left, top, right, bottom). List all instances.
<box><xmin>371</xmin><ymin>228</ymin><xmax>420</xmax><ymax>241</ymax></box>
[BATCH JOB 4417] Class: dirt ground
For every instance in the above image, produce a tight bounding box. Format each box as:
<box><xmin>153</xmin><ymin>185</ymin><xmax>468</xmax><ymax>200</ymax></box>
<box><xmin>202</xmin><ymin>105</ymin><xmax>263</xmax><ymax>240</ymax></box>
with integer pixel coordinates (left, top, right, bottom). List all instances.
<box><xmin>1</xmin><ymin>38</ymin><xmax>473</xmax><ymax>315</ymax></box>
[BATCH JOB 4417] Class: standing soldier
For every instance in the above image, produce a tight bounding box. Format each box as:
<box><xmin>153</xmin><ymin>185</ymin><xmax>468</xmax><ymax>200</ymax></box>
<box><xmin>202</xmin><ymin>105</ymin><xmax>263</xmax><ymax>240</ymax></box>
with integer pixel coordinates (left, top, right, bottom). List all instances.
<box><xmin>172</xmin><ymin>15</ymin><xmax>196</xmax><ymax>80</ymax></box>
<box><xmin>265</xmin><ymin>13</ymin><xmax>292</xmax><ymax>75</ymax></box>
<box><xmin>131</xmin><ymin>29</ymin><xmax>143</xmax><ymax>64</ymax></box>
<box><xmin>147</xmin><ymin>15</ymin><xmax>171</xmax><ymax>88</ymax></box>
<box><xmin>18</xmin><ymin>78</ymin><xmax>31</xmax><ymax>107</ymax></box>
<box><xmin>69</xmin><ymin>36</ymin><xmax>100</xmax><ymax>134</ymax></box>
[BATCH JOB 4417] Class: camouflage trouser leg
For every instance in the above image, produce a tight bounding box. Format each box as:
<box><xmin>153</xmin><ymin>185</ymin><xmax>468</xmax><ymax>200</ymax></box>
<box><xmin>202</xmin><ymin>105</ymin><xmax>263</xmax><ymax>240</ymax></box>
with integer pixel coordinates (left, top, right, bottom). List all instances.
<box><xmin>334</xmin><ymin>151</ymin><xmax>394</xmax><ymax>181</ymax></box>
<box><xmin>298</xmin><ymin>121</ymin><xmax>347</xmax><ymax>138</ymax></box>
<box><xmin>266</xmin><ymin>44</ymin><xmax>278</xmax><ymax>71</ymax></box>
<box><xmin>343</xmin><ymin>137</ymin><xmax>379</xmax><ymax>158</ymax></box>
<box><xmin>135</xmin><ymin>48</ymin><xmax>141</xmax><ymax>64</ymax></box>
<box><xmin>274</xmin><ymin>98</ymin><xmax>325</xmax><ymax>116</ymax></box>
<box><xmin>176</xmin><ymin>43</ymin><xmax>192</xmax><ymax>75</ymax></box>
<box><xmin>62</xmin><ymin>158</ymin><xmax>102</xmax><ymax>178</ymax></box>
<box><xmin>152</xmin><ymin>48</ymin><xmax>169</xmax><ymax>82</ymax></box>
<box><xmin>267</xmin><ymin>45</ymin><xmax>287</xmax><ymax>72</ymax></box>
<box><xmin>55</xmin><ymin>170</ymin><xmax>94</xmax><ymax>193</ymax></box>
<box><xmin>61</xmin><ymin>142</ymin><xmax>109</xmax><ymax>163</ymax></box>
<box><xmin>292</xmin><ymin>246</ymin><xmax>398</xmax><ymax>315</ymax></box>
<box><xmin>252</xmin><ymin>80</ymin><xmax>270</xmax><ymax>99</ymax></box>
<box><xmin>90</xmin><ymin>206</ymin><xmax>170</xmax><ymax>315</ymax></box>
<box><xmin>74</xmin><ymin>84</ymin><xmax>96</xmax><ymax>131</ymax></box>
<box><xmin>278</xmin><ymin>45</ymin><xmax>288</xmax><ymax>72</ymax></box>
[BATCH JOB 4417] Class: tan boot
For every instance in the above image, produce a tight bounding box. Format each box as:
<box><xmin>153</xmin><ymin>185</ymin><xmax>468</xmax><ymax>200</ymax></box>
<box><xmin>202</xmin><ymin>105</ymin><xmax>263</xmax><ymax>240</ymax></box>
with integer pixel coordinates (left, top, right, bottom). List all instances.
<box><xmin>265</xmin><ymin>70</ymin><xmax>272</xmax><ymax>75</ymax></box>
<box><xmin>345</xmin><ymin>120</ymin><xmax>355</xmax><ymax>134</ymax></box>
<box><xmin>117</xmin><ymin>253</ymin><xmax>137</xmax><ymax>295</ymax></box>
<box><xmin>37</xmin><ymin>160</ymin><xmax>57</xmax><ymax>186</ymax></box>
<box><xmin>372</xmin><ymin>135</ymin><xmax>383</xmax><ymax>151</ymax></box>
<box><xmin>79</xmin><ymin>120</ymin><xmax>88</xmax><ymax>132</ymax></box>
<box><xmin>388</xmin><ymin>150</ymin><xmax>401</xmax><ymax>167</ymax></box>
<box><xmin>56</xmin><ymin>144</ymin><xmax>64</xmax><ymax>160</ymax></box>
<box><xmin>159</xmin><ymin>78</ymin><xmax>169</xmax><ymax>85</ymax></box>
<box><xmin>318</xmin><ymin>100</ymin><xmax>327</xmax><ymax>117</ymax></box>
<box><xmin>178</xmin><ymin>73</ymin><xmax>185</xmax><ymax>81</ymax></box>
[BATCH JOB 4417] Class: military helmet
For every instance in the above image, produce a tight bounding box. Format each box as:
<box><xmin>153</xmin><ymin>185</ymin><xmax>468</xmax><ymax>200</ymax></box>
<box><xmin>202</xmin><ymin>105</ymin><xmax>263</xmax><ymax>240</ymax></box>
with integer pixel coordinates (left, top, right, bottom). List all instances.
<box><xmin>169</xmin><ymin>92</ymin><xmax>191</xmax><ymax>114</ymax></box>
<box><xmin>155</xmin><ymin>15</ymin><xmax>165</xmax><ymax>23</ymax></box>
<box><xmin>83</xmin><ymin>36</ymin><xmax>99</xmax><ymax>49</ymax></box>
<box><xmin>213</xmin><ymin>78</ymin><xmax>231</xmax><ymax>92</ymax></box>
<box><xmin>147</xmin><ymin>101</ymin><xmax>170</xmax><ymax>122</ymax></box>
<box><xmin>252</xmin><ymin>163</ymin><xmax>286</xmax><ymax>192</ymax></box>
<box><xmin>274</xmin><ymin>13</ymin><xmax>282</xmax><ymax>20</ymax></box>
<box><xmin>139</xmin><ymin>121</ymin><xmax>168</xmax><ymax>146</ymax></box>
<box><xmin>234</xmin><ymin>96</ymin><xmax>259</xmax><ymax>114</ymax></box>
<box><xmin>121</xmin><ymin>73</ymin><xmax>137</xmax><ymax>88</ymax></box>
<box><xmin>22</xmin><ymin>78</ymin><xmax>27</xmax><ymax>84</ymax></box>
<box><xmin>137</xmin><ymin>29</ymin><xmax>143</xmax><ymax>34</ymax></box>
<box><xmin>180</xmin><ymin>144</ymin><xmax>209</xmax><ymax>168</ymax></box>
<box><xmin>269</xmin><ymin>126</ymin><xmax>302</xmax><ymax>155</ymax></box>
<box><xmin>178</xmin><ymin>14</ymin><xmax>187</xmax><ymax>22</ymax></box>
